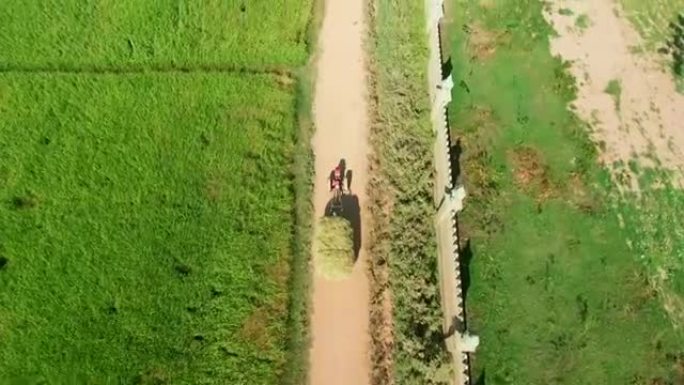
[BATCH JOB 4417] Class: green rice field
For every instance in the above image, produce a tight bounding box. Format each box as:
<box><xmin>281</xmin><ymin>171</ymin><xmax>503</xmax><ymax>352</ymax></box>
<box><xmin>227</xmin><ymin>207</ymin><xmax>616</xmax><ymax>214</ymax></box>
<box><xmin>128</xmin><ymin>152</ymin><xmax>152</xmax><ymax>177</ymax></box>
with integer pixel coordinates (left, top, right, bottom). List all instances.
<box><xmin>0</xmin><ymin>0</ymin><xmax>313</xmax><ymax>69</ymax></box>
<box><xmin>0</xmin><ymin>74</ymin><xmax>298</xmax><ymax>384</ymax></box>
<box><xmin>0</xmin><ymin>0</ymin><xmax>317</xmax><ymax>381</ymax></box>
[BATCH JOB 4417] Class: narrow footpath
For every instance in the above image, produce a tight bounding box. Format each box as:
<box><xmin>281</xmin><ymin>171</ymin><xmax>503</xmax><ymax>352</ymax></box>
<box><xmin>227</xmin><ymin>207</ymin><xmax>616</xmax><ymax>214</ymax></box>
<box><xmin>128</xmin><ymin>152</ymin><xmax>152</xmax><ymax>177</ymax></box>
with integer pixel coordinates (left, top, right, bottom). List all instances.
<box><xmin>309</xmin><ymin>0</ymin><xmax>371</xmax><ymax>383</ymax></box>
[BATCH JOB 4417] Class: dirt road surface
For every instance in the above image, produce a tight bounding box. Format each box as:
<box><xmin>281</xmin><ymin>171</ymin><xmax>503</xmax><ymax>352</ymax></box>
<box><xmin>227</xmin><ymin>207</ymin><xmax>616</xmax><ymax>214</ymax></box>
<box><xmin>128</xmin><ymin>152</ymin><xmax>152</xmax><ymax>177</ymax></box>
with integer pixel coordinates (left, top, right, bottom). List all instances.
<box><xmin>309</xmin><ymin>0</ymin><xmax>371</xmax><ymax>383</ymax></box>
<box><xmin>544</xmin><ymin>0</ymin><xmax>684</xmax><ymax>189</ymax></box>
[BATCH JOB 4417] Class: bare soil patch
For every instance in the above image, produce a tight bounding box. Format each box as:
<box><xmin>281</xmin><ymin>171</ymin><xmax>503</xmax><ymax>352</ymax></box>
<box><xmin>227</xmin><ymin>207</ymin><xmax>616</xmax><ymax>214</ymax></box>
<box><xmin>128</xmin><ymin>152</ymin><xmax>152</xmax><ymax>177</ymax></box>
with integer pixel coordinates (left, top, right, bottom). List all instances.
<box><xmin>510</xmin><ymin>146</ymin><xmax>555</xmax><ymax>201</ymax></box>
<box><xmin>466</xmin><ymin>23</ymin><xmax>509</xmax><ymax>61</ymax></box>
<box><xmin>544</xmin><ymin>0</ymin><xmax>684</xmax><ymax>188</ymax></box>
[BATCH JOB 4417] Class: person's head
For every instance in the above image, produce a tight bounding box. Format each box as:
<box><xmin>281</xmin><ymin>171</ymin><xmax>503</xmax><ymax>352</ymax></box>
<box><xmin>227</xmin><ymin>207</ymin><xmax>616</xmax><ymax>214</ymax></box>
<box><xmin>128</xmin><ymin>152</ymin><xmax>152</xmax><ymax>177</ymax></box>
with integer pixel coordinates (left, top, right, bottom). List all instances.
<box><xmin>334</xmin><ymin>166</ymin><xmax>341</xmax><ymax>178</ymax></box>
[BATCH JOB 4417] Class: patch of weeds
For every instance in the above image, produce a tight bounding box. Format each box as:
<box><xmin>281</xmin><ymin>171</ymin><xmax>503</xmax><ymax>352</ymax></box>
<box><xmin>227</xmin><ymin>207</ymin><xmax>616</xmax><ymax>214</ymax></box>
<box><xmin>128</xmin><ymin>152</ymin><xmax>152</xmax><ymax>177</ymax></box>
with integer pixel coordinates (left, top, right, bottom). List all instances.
<box><xmin>465</xmin><ymin>22</ymin><xmax>510</xmax><ymax>61</ymax></box>
<box><xmin>575</xmin><ymin>14</ymin><xmax>591</xmax><ymax>30</ymax></box>
<box><xmin>173</xmin><ymin>263</ymin><xmax>192</xmax><ymax>277</ymax></box>
<box><xmin>239</xmin><ymin>307</ymin><xmax>273</xmax><ymax>351</ymax></box>
<box><xmin>509</xmin><ymin>146</ymin><xmax>555</xmax><ymax>202</ymax></box>
<box><xmin>10</xmin><ymin>192</ymin><xmax>38</xmax><ymax>210</ymax></box>
<box><xmin>669</xmin><ymin>13</ymin><xmax>684</xmax><ymax>84</ymax></box>
<box><xmin>604</xmin><ymin>78</ymin><xmax>622</xmax><ymax>112</ymax></box>
<box><xmin>558</xmin><ymin>8</ymin><xmax>574</xmax><ymax>16</ymax></box>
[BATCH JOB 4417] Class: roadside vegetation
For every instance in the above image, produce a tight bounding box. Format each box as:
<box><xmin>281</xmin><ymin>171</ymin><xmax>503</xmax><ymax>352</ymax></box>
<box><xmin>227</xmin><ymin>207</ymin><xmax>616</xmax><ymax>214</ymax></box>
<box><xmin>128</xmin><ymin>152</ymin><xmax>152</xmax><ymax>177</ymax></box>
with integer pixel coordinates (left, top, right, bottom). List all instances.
<box><xmin>368</xmin><ymin>0</ymin><xmax>450</xmax><ymax>383</ymax></box>
<box><xmin>281</xmin><ymin>1</ymin><xmax>324</xmax><ymax>382</ymax></box>
<box><xmin>447</xmin><ymin>0</ymin><xmax>684</xmax><ymax>384</ymax></box>
<box><xmin>0</xmin><ymin>1</ymin><xmax>319</xmax><ymax>383</ymax></box>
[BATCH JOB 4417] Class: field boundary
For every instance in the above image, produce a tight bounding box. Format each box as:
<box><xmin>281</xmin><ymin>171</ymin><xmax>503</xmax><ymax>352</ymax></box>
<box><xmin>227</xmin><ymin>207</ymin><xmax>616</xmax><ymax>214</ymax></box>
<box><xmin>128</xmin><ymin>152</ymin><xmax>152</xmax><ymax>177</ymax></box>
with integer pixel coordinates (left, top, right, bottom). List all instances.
<box><xmin>425</xmin><ymin>0</ymin><xmax>476</xmax><ymax>383</ymax></box>
<box><xmin>280</xmin><ymin>0</ymin><xmax>325</xmax><ymax>383</ymax></box>
<box><xmin>0</xmin><ymin>63</ymin><xmax>293</xmax><ymax>77</ymax></box>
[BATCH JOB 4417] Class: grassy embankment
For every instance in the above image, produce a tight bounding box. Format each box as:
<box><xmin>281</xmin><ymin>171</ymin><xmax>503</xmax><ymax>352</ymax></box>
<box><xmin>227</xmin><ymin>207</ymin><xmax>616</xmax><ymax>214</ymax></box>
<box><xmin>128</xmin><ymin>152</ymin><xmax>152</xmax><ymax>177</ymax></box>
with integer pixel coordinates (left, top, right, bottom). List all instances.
<box><xmin>0</xmin><ymin>1</ymin><xmax>319</xmax><ymax>383</ymax></box>
<box><xmin>368</xmin><ymin>0</ymin><xmax>451</xmax><ymax>383</ymax></box>
<box><xmin>447</xmin><ymin>0</ymin><xmax>684</xmax><ymax>384</ymax></box>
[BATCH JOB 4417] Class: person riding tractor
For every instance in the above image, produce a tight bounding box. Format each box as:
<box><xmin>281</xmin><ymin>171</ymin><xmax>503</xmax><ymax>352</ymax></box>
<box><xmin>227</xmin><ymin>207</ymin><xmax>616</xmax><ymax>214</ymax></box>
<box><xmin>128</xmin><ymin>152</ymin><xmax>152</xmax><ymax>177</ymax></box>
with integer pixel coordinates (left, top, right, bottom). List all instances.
<box><xmin>329</xmin><ymin>165</ymin><xmax>344</xmax><ymax>192</ymax></box>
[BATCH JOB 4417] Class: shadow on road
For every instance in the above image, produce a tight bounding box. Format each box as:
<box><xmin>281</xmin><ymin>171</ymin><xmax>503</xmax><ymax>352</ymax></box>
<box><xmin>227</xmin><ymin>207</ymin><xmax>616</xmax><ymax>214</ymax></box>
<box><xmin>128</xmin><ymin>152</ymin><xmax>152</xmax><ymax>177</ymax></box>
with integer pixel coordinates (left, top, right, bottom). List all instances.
<box><xmin>324</xmin><ymin>193</ymin><xmax>362</xmax><ymax>262</ymax></box>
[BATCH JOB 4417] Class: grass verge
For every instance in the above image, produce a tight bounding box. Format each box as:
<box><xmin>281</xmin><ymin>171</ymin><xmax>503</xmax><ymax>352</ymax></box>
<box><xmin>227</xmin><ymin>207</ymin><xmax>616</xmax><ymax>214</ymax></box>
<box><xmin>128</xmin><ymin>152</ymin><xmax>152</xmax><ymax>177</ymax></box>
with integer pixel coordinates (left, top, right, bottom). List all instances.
<box><xmin>447</xmin><ymin>0</ymin><xmax>684</xmax><ymax>383</ymax></box>
<box><xmin>280</xmin><ymin>0</ymin><xmax>324</xmax><ymax>383</ymax></box>
<box><xmin>367</xmin><ymin>0</ymin><xmax>451</xmax><ymax>383</ymax></box>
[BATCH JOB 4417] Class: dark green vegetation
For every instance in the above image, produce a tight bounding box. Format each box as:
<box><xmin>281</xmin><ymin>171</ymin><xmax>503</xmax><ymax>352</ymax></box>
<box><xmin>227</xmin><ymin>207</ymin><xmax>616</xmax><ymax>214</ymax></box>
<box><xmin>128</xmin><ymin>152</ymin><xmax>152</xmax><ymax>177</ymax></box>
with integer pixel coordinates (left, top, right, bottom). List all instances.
<box><xmin>670</xmin><ymin>12</ymin><xmax>684</xmax><ymax>77</ymax></box>
<box><xmin>447</xmin><ymin>0</ymin><xmax>684</xmax><ymax>384</ymax></box>
<box><xmin>0</xmin><ymin>0</ymin><xmax>312</xmax><ymax>69</ymax></box>
<box><xmin>0</xmin><ymin>1</ymin><xmax>320</xmax><ymax>383</ymax></box>
<box><xmin>368</xmin><ymin>0</ymin><xmax>450</xmax><ymax>383</ymax></box>
<box><xmin>0</xmin><ymin>74</ymin><xmax>298</xmax><ymax>384</ymax></box>
<box><xmin>604</xmin><ymin>79</ymin><xmax>622</xmax><ymax>111</ymax></box>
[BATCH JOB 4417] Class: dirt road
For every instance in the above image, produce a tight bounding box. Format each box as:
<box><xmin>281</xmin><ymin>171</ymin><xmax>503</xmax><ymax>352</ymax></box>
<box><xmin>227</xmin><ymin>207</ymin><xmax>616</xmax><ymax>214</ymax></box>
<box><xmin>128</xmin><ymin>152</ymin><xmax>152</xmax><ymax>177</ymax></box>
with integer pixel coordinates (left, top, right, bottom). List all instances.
<box><xmin>308</xmin><ymin>0</ymin><xmax>371</xmax><ymax>383</ymax></box>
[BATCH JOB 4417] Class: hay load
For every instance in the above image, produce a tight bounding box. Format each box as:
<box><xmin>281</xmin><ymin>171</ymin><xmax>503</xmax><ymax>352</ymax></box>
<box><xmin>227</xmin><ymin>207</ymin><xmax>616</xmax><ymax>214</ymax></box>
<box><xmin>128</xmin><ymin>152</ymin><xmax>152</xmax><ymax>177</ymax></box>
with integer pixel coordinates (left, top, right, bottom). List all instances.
<box><xmin>313</xmin><ymin>216</ymin><xmax>354</xmax><ymax>280</ymax></box>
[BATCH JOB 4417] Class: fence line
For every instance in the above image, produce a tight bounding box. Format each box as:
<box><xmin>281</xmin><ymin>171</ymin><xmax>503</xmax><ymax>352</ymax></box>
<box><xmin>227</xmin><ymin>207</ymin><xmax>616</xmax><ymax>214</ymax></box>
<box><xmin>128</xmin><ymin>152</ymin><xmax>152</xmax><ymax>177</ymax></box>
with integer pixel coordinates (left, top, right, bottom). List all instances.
<box><xmin>424</xmin><ymin>0</ymin><xmax>478</xmax><ymax>384</ymax></box>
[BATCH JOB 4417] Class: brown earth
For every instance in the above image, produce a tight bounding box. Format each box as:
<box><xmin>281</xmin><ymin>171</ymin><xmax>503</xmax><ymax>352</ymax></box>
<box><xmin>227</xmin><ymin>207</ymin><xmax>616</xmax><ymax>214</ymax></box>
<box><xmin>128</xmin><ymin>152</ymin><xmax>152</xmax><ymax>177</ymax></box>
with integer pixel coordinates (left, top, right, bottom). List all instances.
<box><xmin>308</xmin><ymin>0</ymin><xmax>371</xmax><ymax>383</ymax></box>
<box><xmin>543</xmin><ymin>0</ymin><xmax>684</xmax><ymax>190</ymax></box>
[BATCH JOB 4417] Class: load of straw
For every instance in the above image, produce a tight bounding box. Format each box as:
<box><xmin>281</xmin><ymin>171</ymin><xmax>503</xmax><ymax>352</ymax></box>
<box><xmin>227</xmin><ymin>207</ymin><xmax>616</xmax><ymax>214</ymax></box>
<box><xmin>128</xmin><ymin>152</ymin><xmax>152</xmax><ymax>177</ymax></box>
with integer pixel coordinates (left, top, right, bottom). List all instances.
<box><xmin>313</xmin><ymin>216</ymin><xmax>354</xmax><ymax>280</ymax></box>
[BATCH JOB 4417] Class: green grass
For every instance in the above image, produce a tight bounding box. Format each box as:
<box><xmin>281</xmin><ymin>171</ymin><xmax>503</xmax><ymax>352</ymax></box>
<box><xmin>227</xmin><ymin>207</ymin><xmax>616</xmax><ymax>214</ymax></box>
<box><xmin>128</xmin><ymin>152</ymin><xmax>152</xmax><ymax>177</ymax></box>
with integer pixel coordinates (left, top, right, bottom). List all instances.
<box><xmin>617</xmin><ymin>166</ymin><xmax>684</xmax><ymax>316</ymax></box>
<box><xmin>279</xmin><ymin>0</ymin><xmax>323</xmax><ymax>379</ymax></box>
<box><xmin>620</xmin><ymin>1</ymin><xmax>684</xmax><ymax>89</ymax></box>
<box><xmin>0</xmin><ymin>0</ymin><xmax>313</xmax><ymax>69</ymax></box>
<box><xmin>369</xmin><ymin>0</ymin><xmax>450</xmax><ymax>383</ymax></box>
<box><xmin>619</xmin><ymin>0</ymin><xmax>684</xmax><ymax>51</ymax></box>
<box><xmin>447</xmin><ymin>1</ymin><xmax>684</xmax><ymax>384</ymax></box>
<box><xmin>0</xmin><ymin>73</ymin><xmax>298</xmax><ymax>384</ymax></box>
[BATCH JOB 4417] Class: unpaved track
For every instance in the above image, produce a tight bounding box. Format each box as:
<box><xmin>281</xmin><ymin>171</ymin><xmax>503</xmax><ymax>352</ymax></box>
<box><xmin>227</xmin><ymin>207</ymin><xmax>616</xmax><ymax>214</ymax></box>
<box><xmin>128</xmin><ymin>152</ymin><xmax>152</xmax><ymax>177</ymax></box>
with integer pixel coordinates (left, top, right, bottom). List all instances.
<box><xmin>309</xmin><ymin>0</ymin><xmax>371</xmax><ymax>383</ymax></box>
